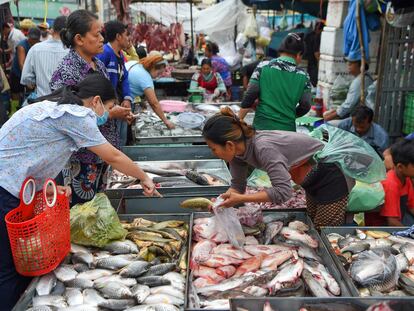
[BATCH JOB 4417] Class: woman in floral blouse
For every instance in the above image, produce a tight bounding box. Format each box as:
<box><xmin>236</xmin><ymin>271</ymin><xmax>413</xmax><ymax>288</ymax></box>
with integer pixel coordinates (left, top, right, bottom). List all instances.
<box><xmin>50</xmin><ymin>10</ymin><xmax>132</xmax><ymax>205</ymax></box>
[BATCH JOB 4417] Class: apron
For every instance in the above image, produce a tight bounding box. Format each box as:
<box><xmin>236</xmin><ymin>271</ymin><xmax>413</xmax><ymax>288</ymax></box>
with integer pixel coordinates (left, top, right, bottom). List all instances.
<box><xmin>198</xmin><ymin>73</ymin><xmax>218</xmax><ymax>94</ymax></box>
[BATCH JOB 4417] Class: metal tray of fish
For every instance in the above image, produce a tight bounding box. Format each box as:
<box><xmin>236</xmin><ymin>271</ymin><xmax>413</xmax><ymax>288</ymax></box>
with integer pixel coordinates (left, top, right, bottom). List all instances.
<box><xmin>230</xmin><ymin>297</ymin><xmax>414</xmax><ymax>311</ymax></box>
<box><xmin>121</xmin><ymin>145</ymin><xmax>216</xmax><ymax>162</ymax></box>
<box><xmin>186</xmin><ymin>211</ymin><xmax>351</xmax><ymax>310</ymax></box>
<box><xmin>320</xmin><ymin>227</ymin><xmax>413</xmax><ymax>297</ymax></box>
<box><xmin>134</xmin><ymin>111</ymin><xmax>204</xmax><ymax>145</ymax></box>
<box><xmin>106</xmin><ymin>159</ymin><xmax>232</xmax><ymax>200</ymax></box>
<box><xmin>13</xmin><ymin>213</ymin><xmax>193</xmax><ymax>311</ymax></box>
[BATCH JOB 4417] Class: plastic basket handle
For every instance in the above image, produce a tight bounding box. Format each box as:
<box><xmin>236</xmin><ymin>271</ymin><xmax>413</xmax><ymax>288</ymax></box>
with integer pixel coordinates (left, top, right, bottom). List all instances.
<box><xmin>43</xmin><ymin>179</ymin><xmax>57</xmax><ymax>208</ymax></box>
<box><xmin>19</xmin><ymin>177</ymin><xmax>36</xmax><ymax>206</ymax></box>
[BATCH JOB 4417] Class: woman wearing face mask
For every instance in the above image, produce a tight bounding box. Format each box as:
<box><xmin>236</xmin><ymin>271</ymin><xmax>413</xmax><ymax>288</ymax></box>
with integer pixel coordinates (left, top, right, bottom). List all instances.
<box><xmin>203</xmin><ymin>107</ymin><xmax>353</xmax><ymax>230</ymax></box>
<box><xmin>125</xmin><ymin>53</ymin><xmax>174</xmax><ymax>129</ymax></box>
<box><xmin>0</xmin><ymin>73</ymin><xmax>158</xmax><ymax>310</ymax></box>
<box><xmin>50</xmin><ymin>10</ymin><xmax>132</xmax><ymax>205</ymax></box>
<box><xmin>190</xmin><ymin>58</ymin><xmax>226</xmax><ymax>99</ymax></box>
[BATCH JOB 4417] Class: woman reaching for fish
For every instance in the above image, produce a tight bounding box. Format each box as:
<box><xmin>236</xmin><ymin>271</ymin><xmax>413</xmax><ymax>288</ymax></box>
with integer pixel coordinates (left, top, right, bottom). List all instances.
<box><xmin>0</xmin><ymin>74</ymin><xmax>160</xmax><ymax>309</ymax></box>
<box><xmin>202</xmin><ymin>107</ymin><xmax>351</xmax><ymax>229</ymax></box>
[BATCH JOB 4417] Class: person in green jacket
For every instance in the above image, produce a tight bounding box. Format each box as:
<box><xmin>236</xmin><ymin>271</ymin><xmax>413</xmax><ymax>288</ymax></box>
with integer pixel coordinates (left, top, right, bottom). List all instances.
<box><xmin>239</xmin><ymin>33</ymin><xmax>312</xmax><ymax>131</ymax></box>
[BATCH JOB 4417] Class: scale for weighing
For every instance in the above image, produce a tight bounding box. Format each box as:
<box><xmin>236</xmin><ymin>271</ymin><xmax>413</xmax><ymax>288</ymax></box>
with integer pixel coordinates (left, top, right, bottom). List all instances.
<box><xmin>188</xmin><ymin>88</ymin><xmax>204</xmax><ymax>103</ymax></box>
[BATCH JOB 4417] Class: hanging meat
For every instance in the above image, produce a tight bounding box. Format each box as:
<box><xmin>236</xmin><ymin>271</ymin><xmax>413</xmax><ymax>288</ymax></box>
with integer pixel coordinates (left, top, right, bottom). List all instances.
<box><xmin>111</xmin><ymin>0</ymin><xmax>132</xmax><ymax>24</ymax></box>
<box><xmin>132</xmin><ymin>23</ymin><xmax>185</xmax><ymax>53</ymax></box>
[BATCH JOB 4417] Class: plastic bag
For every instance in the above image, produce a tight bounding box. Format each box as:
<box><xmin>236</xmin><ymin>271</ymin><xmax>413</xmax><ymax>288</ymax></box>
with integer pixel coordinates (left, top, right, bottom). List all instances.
<box><xmin>328</xmin><ymin>75</ymin><xmax>351</xmax><ymax>110</ymax></box>
<box><xmin>350</xmin><ymin>249</ymin><xmax>399</xmax><ymax>288</ymax></box>
<box><xmin>310</xmin><ymin>124</ymin><xmax>386</xmax><ymax>184</ymax></box>
<box><xmin>244</xmin><ymin>13</ymin><xmax>258</xmax><ymax>38</ymax></box>
<box><xmin>70</xmin><ymin>193</ymin><xmax>127</xmax><ymax>248</ymax></box>
<box><xmin>247</xmin><ymin>169</ymin><xmax>271</xmax><ymax>188</ymax></box>
<box><xmin>347</xmin><ymin>181</ymin><xmax>384</xmax><ymax>212</ymax></box>
<box><xmin>212</xmin><ymin>197</ymin><xmax>245</xmax><ymax>248</ymax></box>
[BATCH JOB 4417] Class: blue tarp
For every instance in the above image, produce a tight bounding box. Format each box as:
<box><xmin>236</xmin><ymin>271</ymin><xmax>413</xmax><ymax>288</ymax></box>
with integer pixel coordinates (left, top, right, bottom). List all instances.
<box><xmin>343</xmin><ymin>0</ymin><xmax>380</xmax><ymax>61</ymax></box>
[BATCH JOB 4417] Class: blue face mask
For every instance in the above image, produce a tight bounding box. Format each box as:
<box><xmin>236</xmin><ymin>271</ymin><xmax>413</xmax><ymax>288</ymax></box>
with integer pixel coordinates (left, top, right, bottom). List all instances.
<box><xmin>95</xmin><ymin>99</ymin><xmax>109</xmax><ymax>126</ymax></box>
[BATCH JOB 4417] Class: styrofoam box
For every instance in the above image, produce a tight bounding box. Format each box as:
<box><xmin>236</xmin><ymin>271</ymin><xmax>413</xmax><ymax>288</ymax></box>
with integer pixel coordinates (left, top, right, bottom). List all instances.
<box><xmin>320</xmin><ymin>27</ymin><xmax>381</xmax><ymax>58</ymax></box>
<box><xmin>326</xmin><ymin>0</ymin><xmax>350</xmax><ymax>28</ymax></box>
<box><xmin>318</xmin><ymin>54</ymin><xmax>377</xmax><ymax>84</ymax></box>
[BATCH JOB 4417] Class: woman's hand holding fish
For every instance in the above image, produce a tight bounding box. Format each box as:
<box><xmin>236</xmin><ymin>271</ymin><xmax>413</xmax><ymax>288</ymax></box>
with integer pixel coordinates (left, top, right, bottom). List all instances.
<box><xmin>140</xmin><ymin>177</ymin><xmax>159</xmax><ymax>197</ymax></box>
<box><xmin>218</xmin><ymin>191</ymin><xmax>244</xmax><ymax>208</ymax></box>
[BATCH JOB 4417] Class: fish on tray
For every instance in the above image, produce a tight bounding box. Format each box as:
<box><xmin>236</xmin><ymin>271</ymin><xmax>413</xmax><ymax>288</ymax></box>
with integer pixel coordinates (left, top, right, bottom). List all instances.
<box><xmin>326</xmin><ymin>228</ymin><xmax>414</xmax><ymax>297</ymax></box>
<box><xmin>189</xmin><ymin>215</ymin><xmax>342</xmax><ymax>309</ymax></box>
<box><xmin>26</xmin><ymin>217</ymin><xmax>188</xmax><ymax>311</ymax></box>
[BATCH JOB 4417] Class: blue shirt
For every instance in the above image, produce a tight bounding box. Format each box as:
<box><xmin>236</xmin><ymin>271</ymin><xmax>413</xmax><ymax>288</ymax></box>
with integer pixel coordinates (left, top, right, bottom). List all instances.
<box><xmin>338</xmin><ymin>117</ymin><xmax>389</xmax><ymax>153</ymax></box>
<box><xmin>11</xmin><ymin>39</ymin><xmax>30</xmax><ymax>77</ymax></box>
<box><xmin>97</xmin><ymin>43</ymin><xmax>132</xmax><ymax>102</ymax></box>
<box><xmin>125</xmin><ymin>61</ymin><xmax>154</xmax><ymax>98</ymax></box>
<box><xmin>0</xmin><ymin>101</ymin><xmax>107</xmax><ymax>197</ymax></box>
<box><xmin>336</xmin><ymin>74</ymin><xmax>374</xmax><ymax>118</ymax></box>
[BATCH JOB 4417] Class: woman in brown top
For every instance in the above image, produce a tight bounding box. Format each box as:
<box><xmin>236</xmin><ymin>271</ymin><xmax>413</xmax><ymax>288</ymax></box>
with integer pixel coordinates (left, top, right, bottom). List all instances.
<box><xmin>202</xmin><ymin>107</ymin><xmax>350</xmax><ymax>228</ymax></box>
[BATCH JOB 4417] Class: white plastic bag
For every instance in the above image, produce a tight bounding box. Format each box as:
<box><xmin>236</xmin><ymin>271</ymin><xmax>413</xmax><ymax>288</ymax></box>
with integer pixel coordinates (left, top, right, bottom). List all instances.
<box><xmin>212</xmin><ymin>197</ymin><xmax>246</xmax><ymax>248</ymax></box>
<box><xmin>244</xmin><ymin>13</ymin><xmax>258</xmax><ymax>38</ymax></box>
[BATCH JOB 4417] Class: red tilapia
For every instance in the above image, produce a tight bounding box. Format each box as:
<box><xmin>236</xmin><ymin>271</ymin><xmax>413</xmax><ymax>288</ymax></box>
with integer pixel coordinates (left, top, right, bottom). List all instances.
<box><xmin>211</xmin><ymin>244</ymin><xmax>252</xmax><ymax>260</ymax></box>
<box><xmin>215</xmin><ymin>265</ymin><xmax>236</xmax><ymax>279</ymax></box>
<box><xmin>193</xmin><ymin>265</ymin><xmax>225</xmax><ymax>283</ymax></box>
<box><xmin>280</xmin><ymin>227</ymin><xmax>318</xmax><ymax>249</ymax></box>
<box><xmin>201</xmin><ymin>254</ymin><xmax>244</xmax><ymax>268</ymax></box>
<box><xmin>234</xmin><ymin>255</ymin><xmax>264</xmax><ymax>277</ymax></box>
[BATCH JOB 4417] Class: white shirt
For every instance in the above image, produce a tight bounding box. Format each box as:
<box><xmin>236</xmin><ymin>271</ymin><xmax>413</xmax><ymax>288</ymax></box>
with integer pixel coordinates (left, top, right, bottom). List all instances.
<box><xmin>20</xmin><ymin>38</ymin><xmax>68</xmax><ymax>96</ymax></box>
<box><xmin>6</xmin><ymin>28</ymin><xmax>26</xmax><ymax>61</ymax></box>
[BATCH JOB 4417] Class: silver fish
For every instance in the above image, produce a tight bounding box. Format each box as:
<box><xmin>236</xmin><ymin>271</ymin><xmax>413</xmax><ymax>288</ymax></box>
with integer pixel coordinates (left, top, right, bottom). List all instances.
<box><xmin>144</xmin><ymin>263</ymin><xmax>176</xmax><ymax>276</ymax></box>
<box><xmin>70</xmin><ymin>244</ymin><xmax>90</xmax><ymax>254</ymax></box>
<box><xmin>144</xmin><ymin>293</ymin><xmax>184</xmax><ymax>306</ymax></box>
<box><xmin>267</xmin><ymin>259</ymin><xmax>304</xmax><ymax>294</ymax></box>
<box><xmin>302</xmin><ymin>269</ymin><xmax>331</xmax><ymax>297</ymax></box>
<box><xmin>94</xmin><ymin>274</ymin><xmax>137</xmax><ymax>287</ymax></box>
<box><xmin>297</xmin><ymin>243</ymin><xmax>322</xmax><ymax>262</ymax></box>
<box><xmin>77</xmin><ymin>269</ymin><xmax>113</xmax><ymax>280</ymax></box>
<box><xmin>142</xmin><ymin>304</ymin><xmax>179</xmax><ymax>311</ymax></box>
<box><xmin>162</xmin><ymin>272</ymin><xmax>185</xmax><ymax>291</ymax></box>
<box><xmin>327</xmin><ymin>233</ymin><xmax>344</xmax><ymax>244</ymax></box>
<box><xmin>82</xmin><ymin>289</ymin><xmax>106</xmax><ymax>307</ymax></box>
<box><xmin>125</xmin><ymin>306</ymin><xmax>156</xmax><ymax>311</ymax></box>
<box><xmin>388</xmin><ymin>235</ymin><xmax>414</xmax><ymax>247</ymax></box>
<box><xmin>54</xmin><ymin>265</ymin><xmax>78</xmax><ymax>283</ymax></box>
<box><xmin>26</xmin><ymin>307</ymin><xmax>56</xmax><ymax>311</ymax></box>
<box><xmin>36</xmin><ymin>272</ymin><xmax>57</xmax><ymax>296</ymax></box>
<box><xmin>338</xmin><ymin>236</ymin><xmax>360</xmax><ymax>249</ymax></box>
<box><xmin>73</xmin><ymin>263</ymin><xmax>89</xmax><ymax>273</ymax></box>
<box><xmin>72</xmin><ymin>252</ymin><xmax>94</xmax><ymax>268</ymax></box>
<box><xmin>340</xmin><ymin>242</ymin><xmax>370</xmax><ymax>254</ymax></box>
<box><xmin>33</xmin><ymin>295</ymin><xmax>67</xmax><ymax>308</ymax></box>
<box><xmin>93</xmin><ymin>251</ymin><xmax>111</xmax><ymax>260</ymax></box>
<box><xmin>395</xmin><ymin>253</ymin><xmax>409</xmax><ymax>272</ymax></box>
<box><xmin>288</xmin><ymin>220</ymin><xmax>309</xmax><ymax>232</ymax></box>
<box><xmin>196</xmin><ymin>275</ymin><xmax>254</xmax><ymax>295</ymax></box>
<box><xmin>264</xmin><ymin>221</ymin><xmax>283</xmax><ymax>245</ymax></box>
<box><xmin>401</xmin><ymin>243</ymin><xmax>414</xmax><ymax>264</ymax></box>
<box><xmin>98</xmin><ymin>299</ymin><xmax>136</xmax><ymax>310</ymax></box>
<box><xmin>280</xmin><ymin>227</ymin><xmax>318</xmax><ymax>249</ymax></box>
<box><xmin>131</xmin><ymin>284</ymin><xmax>151</xmax><ymax>303</ymax></box>
<box><xmin>51</xmin><ymin>281</ymin><xmax>66</xmax><ymax>296</ymax></box>
<box><xmin>64</xmin><ymin>288</ymin><xmax>83</xmax><ymax>306</ymax></box>
<box><xmin>95</xmin><ymin>256</ymin><xmax>133</xmax><ymax>270</ymax></box>
<box><xmin>350</xmin><ymin>250</ymin><xmax>398</xmax><ymax>292</ymax></box>
<box><xmin>136</xmin><ymin>276</ymin><xmax>171</xmax><ymax>287</ymax></box>
<box><xmin>103</xmin><ymin>240</ymin><xmax>139</xmax><ymax>254</ymax></box>
<box><xmin>95</xmin><ymin>281</ymin><xmax>133</xmax><ymax>299</ymax></box>
<box><xmin>119</xmin><ymin>261</ymin><xmax>151</xmax><ymax>277</ymax></box>
<box><xmin>150</xmin><ymin>285</ymin><xmax>185</xmax><ymax>300</ymax></box>
<box><xmin>65</xmin><ymin>278</ymin><xmax>94</xmax><ymax>290</ymax></box>
<box><xmin>242</xmin><ymin>285</ymin><xmax>268</xmax><ymax>297</ymax></box>
<box><xmin>56</xmin><ymin>306</ymin><xmax>98</xmax><ymax>311</ymax></box>
<box><xmin>398</xmin><ymin>273</ymin><xmax>414</xmax><ymax>295</ymax></box>
<box><xmin>308</xmin><ymin>260</ymin><xmax>341</xmax><ymax>296</ymax></box>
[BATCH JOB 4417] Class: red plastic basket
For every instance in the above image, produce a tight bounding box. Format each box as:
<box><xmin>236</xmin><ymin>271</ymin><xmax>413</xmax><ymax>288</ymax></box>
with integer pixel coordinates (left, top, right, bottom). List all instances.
<box><xmin>5</xmin><ymin>178</ymin><xmax>70</xmax><ymax>276</ymax></box>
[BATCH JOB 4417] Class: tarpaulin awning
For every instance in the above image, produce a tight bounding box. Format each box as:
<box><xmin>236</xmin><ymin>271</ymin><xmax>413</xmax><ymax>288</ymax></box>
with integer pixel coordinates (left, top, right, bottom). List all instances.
<box><xmin>241</xmin><ymin>0</ymin><xmax>328</xmax><ymax>18</ymax></box>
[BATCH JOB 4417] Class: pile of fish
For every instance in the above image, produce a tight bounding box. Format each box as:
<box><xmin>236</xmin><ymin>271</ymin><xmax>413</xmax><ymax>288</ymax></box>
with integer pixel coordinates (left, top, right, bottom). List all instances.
<box><xmin>252</xmin><ymin>300</ymin><xmax>414</xmax><ymax>311</ymax></box>
<box><xmin>135</xmin><ymin>110</ymin><xmax>202</xmax><ymax>139</ymax></box>
<box><xmin>26</xmin><ymin>217</ymin><xmax>189</xmax><ymax>311</ymax></box>
<box><xmin>194</xmin><ymin>104</ymin><xmax>241</xmax><ymax>116</ymax></box>
<box><xmin>108</xmin><ymin>163</ymin><xmax>228</xmax><ymax>190</ymax></box>
<box><xmin>245</xmin><ymin>188</ymin><xmax>307</xmax><ymax>210</ymax></box>
<box><xmin>188</xmin><ymin>213</ymin><xmax>342</xmax><ymax>310</ymax></box>
<box><xmin>326</xmin><ymin>229</ymin><xmax>414</xmax><ymax>297</ymax></box>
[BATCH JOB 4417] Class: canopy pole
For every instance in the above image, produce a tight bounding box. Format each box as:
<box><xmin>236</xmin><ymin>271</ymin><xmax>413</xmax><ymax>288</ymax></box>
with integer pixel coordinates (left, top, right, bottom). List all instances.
<box><xmin>190</xmin><ymin>0</ymin><xmax>194</xmax><ymax>51</ymax></box>
<box><xmin>356</xmin><ymin>0</ymin><xmax>366</xmax><ymax>105</ymax></box>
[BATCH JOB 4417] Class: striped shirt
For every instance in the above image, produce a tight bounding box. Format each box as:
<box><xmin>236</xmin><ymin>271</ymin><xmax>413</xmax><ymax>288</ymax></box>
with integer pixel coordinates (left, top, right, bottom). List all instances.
<box><xmin>20</xmin><ymin>38</ymin><xmax>68</xmax><ymax>96</ymax></box>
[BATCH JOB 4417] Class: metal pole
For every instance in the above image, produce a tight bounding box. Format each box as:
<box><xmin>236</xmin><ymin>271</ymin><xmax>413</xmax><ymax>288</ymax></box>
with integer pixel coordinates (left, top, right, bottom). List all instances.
<box><xmin>356</xmin><ymin>0</ymin><xmax>366</xmax><ymax>105</ymax></box>
<box><xmin>190</xmin><ymin>0</ymin><xmax>194</xmax><ymax>51</ymax></box>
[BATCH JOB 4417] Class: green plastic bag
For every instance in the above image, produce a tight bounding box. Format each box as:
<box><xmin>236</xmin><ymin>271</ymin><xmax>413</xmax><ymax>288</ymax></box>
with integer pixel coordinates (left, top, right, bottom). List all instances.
<box><xmin>347</xmin><ymin>181</ymin><xmax>385</xmax><ymax>212</ymax></box>
<box><xmin>70</xmin><ymin>193</ymin><xmax>127</xmax><ymax>248</ymax></box>
<box><xmin>247</xmin><ymin>169</ymin><xmax>271</xmax><ymax>188</ymax></box>
<box><xmin>310</xmin><ymin>124</ymin><xmax>386</xmax><ymax>184</ymax></box>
